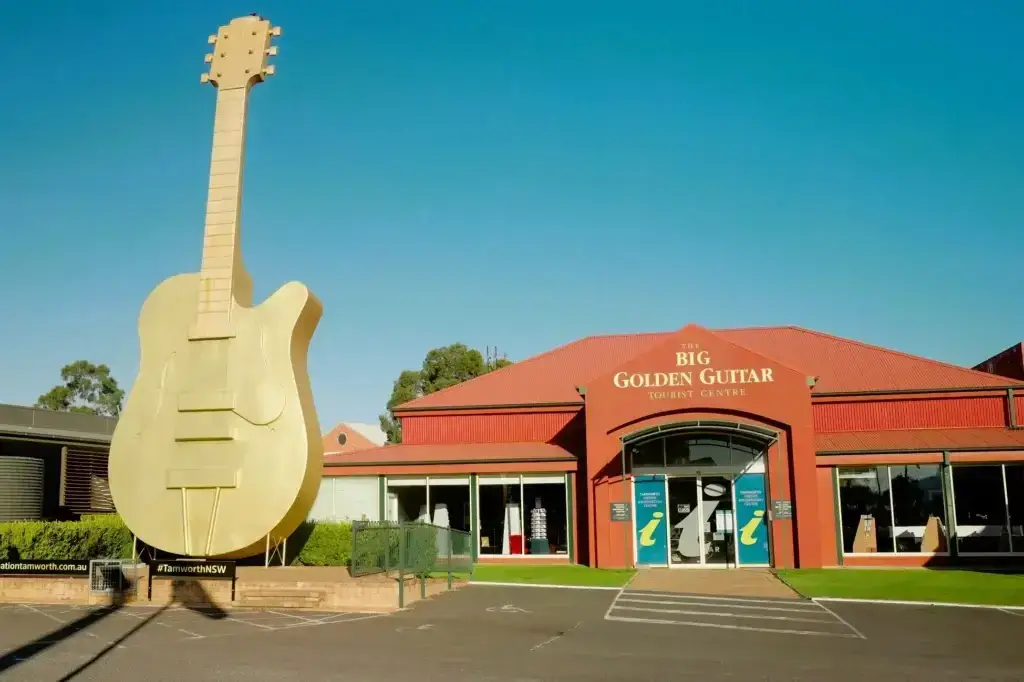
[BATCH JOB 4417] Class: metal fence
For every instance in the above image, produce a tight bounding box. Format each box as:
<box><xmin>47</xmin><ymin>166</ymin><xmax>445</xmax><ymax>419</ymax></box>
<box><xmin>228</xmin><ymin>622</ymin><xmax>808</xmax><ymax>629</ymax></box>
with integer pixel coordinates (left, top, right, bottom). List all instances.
<box><xmin>351</xmin><ymin>521</ymin><xmax>472</xmax><ymax>605</ymax></box>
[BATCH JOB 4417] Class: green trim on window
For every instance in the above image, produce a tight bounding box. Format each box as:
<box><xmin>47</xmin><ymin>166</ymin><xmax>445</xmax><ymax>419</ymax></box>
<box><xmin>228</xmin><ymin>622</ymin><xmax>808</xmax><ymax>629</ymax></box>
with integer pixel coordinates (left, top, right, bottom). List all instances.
<box><xmin>470</xmin><ymin>474</ymin><xmax>479</xmax><ymax>562</ymax></box>
<box><xmin>941</xmin><ymin>453</ymin><xmax>958</xmax><ymax>558</ymax></box>
<box><xmin>831</xmin><ymin>467</ymin><xmax>844</xmax><ymax>566</ymax></box>
<box><xmin>565</xmin><ymin>472</ymin><xmax>575</xmax><ymax>563</ymax></box>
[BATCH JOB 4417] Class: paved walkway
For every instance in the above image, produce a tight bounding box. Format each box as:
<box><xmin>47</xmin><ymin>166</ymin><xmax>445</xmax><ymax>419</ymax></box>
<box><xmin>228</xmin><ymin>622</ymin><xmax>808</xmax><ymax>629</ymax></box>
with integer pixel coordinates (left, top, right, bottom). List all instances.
<box><xmin>627</xmin><ymin>568</ymin><xmax>800</xmax><ymax>599</ymax></box>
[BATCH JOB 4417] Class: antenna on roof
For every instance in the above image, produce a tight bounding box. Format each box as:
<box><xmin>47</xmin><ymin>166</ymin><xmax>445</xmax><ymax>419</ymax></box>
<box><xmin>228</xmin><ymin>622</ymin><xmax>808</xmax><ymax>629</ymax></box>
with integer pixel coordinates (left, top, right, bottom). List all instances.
<box><xmin>485</xmin><ymin>345</ymin><xmax>506</xmax><ymax>370</ymax></box>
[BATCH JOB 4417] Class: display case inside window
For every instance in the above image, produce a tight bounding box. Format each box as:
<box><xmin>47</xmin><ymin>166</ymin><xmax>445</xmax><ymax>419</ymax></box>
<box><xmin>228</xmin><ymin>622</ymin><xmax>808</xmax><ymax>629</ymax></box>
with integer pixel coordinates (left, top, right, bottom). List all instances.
<box><xmin>478</xmin><ymin>475</ymin><xmax>568</xmax><ymax>556</ymax></box>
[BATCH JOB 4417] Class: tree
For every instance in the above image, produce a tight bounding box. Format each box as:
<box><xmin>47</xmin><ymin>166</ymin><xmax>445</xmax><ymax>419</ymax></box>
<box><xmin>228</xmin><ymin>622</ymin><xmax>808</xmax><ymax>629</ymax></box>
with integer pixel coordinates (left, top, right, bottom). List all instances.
<box><xmin>379</xmin><ymin>344</ymin><xmax>513</xmax><ymax>444</ymax></box>
<box><xmin>36</xmin><ymin>360</ymin><xmax>125</xmax><ymax>417</ymax></box>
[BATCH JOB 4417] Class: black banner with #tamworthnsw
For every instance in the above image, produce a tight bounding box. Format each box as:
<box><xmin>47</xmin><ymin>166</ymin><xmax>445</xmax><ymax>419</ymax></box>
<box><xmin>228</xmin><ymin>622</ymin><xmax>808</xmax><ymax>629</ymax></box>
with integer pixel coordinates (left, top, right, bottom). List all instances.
<box><xmin>149</xmin><ymin>560</ymin><xmax>236</xmax><ymax>580</ymax></box>
<box><xmin>0</xmin><ymin>559</ymin><xmax>90</xmax><ymax>577</ymax></box>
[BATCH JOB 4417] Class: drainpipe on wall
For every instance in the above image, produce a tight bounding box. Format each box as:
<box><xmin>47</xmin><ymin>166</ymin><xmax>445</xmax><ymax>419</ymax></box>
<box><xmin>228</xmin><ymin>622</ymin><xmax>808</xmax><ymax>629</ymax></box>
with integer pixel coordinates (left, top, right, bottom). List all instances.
<box><xmin>1009</xmin><ymin>388</ymin><xmax>1018</xmax><ymax>429</ymax></box>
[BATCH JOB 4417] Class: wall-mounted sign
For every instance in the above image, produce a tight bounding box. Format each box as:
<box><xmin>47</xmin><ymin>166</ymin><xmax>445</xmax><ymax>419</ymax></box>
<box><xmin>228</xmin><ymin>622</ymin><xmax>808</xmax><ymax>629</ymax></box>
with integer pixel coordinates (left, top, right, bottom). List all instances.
<box><xmin>0</xmin><ymin>559</ymin><xmax>89</xmax><ymax>577</ymax></box>
<box><xmin>634</xmin><ymin>477</ymin><xmax>668</xmax><ymax>565</ymax></box>
<box><xmin>611</xmin><ymin>344</ymin><xmax>774</xmax><ymax>400</ymax></box>
<box><xmin>771</xmin><ymin>499</ymin><xmax>793</xmax><ymax>520</ymax></box>
<box><xmin>610</xmin><ymin>502</ymin><xmax>632</xmax><ymax>522</ymax></box>
<box><xmin>735</xmin><ymin>473</ymin><xmax>770</xmax><ymax>565</ymax></box>
<box><xmin>149</xmin><ymin>560</ymin><xmax>236</xmax><ymax>580</ymax></box>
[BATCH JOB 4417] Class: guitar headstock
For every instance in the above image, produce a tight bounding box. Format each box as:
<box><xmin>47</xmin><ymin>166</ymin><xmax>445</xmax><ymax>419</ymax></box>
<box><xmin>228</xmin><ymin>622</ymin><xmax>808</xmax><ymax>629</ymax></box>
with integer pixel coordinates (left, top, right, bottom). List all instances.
<box><xmin>201</xmin><ymin>14</ymin><xmax>281</xmax><ymax>89</ymax></box>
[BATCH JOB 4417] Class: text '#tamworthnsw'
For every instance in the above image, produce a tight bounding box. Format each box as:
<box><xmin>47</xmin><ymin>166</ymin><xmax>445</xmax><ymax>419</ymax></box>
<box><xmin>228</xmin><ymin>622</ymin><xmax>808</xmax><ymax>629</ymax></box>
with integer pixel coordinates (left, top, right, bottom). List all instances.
<box><xmin>154</xmin><ymin>563</ymin><xmax>228</xmax><ymax>575</ymax></box>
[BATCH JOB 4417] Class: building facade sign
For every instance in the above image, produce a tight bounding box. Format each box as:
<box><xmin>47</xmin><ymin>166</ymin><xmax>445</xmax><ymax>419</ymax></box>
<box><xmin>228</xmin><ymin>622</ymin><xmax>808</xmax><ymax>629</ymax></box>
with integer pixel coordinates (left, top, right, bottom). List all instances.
<box><xmin>611</xmin><ymin>345</ymin><xmax>775</xmax><ymax>400</ymax></box>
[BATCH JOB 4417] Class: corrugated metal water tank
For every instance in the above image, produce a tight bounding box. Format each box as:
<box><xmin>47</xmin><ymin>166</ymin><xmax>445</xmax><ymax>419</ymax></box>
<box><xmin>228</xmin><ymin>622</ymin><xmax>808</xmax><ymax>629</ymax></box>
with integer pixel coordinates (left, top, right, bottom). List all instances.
<box><xmin>0</xmin><ymin>456</ymin><xmax>44</xmax><ymax>521</ymax></box>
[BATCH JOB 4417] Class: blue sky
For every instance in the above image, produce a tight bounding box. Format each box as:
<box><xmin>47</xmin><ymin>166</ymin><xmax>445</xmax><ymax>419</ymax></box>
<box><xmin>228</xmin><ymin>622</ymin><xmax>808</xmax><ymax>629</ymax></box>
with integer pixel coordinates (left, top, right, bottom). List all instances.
<box><xmin>2</xmin><ymin>1</ymin><xmax>1022</xmax><ymax>427</ymax></box>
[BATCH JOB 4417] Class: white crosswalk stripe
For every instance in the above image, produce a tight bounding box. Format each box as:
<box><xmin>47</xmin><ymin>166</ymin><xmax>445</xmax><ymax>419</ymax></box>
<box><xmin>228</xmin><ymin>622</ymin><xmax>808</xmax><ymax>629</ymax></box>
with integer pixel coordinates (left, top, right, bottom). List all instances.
<box><xmin>605</xmin><ymin>589</ymin><xmax>865</xmax><ymax>639</ymax></box>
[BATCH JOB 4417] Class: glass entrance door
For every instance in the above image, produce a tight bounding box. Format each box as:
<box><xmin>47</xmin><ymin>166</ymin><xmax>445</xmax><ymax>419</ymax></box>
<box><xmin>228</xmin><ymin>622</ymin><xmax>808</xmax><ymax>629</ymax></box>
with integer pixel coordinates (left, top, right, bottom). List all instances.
<box><xmin>665</xmin><ymin>475</ymin><xmax>736</xmax><ymax>567</ymax></box>
<box><xmin>700</xmin><ymin>476</ymin><xmax>735</xmax><ymax>566</ymax></box>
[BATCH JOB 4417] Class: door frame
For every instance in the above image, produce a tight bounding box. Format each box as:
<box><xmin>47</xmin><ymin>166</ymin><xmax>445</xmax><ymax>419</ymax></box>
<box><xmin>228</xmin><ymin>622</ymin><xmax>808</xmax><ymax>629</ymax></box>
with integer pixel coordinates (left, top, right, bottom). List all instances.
<box><xmin>666</xmin><ymin>473</ymin><xmax>737</xmax><ymax>569</ymax></box>
<box><xmin>631</xmin><ymin>471</ymin><xmax>771</xmax><ymax>569</ymax></box>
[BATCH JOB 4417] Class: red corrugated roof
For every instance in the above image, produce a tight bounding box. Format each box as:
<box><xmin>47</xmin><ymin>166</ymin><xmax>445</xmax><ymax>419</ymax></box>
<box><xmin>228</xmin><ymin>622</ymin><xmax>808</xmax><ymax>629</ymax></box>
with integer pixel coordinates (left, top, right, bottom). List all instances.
<box><xmin>816</xmin><ymin>428</ymin><xmax>1024</xmax><ymax>453</ymax></box>
<box><xmin>323</xmin><ymin>442</ymin><xmax>576</xmax><ymax>467</ymax></box>
<box><xmin>397</xmin><ymin>326</ymin><xmax>1022</xmax><ymax>411</ymax></box>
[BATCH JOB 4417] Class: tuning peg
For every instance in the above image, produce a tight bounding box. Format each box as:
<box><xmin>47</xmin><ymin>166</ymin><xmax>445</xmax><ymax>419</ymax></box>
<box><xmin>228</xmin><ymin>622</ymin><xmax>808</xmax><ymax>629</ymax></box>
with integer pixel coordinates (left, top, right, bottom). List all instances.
<box><xmin>204</xmin><ymin>53</ymin><xmax>214</xmax><ymax>63</ymax></box>
<box><xmin>263</xmin><ymin>65</ymin><xmax>276</xmax><ymax>77</ymax></box>
<box><xmin>266</xmin><ymin>46</ymin><xmax>278</xmax><ymax>56</ymax></box>
<box><xmin>208</xmin><ymin>34</ymin><xmax>217</xmax><ymax>44</ymax></box>
<box><xmin>270</xmin><ymin>26</ymin><xmax>282</xmax><ymax>37</ymax></box>
<box><xmin>200</xmin><ymin>73</ymin><xmax>210</xmax><ymax>83</ymax></box>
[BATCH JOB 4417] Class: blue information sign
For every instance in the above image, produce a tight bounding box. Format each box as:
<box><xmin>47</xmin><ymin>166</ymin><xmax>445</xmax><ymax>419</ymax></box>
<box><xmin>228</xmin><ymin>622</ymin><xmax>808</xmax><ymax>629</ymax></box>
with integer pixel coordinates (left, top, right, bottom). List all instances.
<box><xmin>633</xmin><ymin>476</ymin><xmax>668</xmax><ymax>565</ymax></box>
<box><xmin>734</xmin><ymin>473</ymin><xmax>769</xmax><ymax>565</ymax></box>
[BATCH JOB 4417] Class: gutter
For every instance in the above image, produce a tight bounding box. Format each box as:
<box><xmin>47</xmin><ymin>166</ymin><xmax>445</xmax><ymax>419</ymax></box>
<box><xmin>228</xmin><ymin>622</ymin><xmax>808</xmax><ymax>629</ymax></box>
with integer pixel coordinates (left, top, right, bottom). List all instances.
<box><xmin>813</xmin><ymin>385</ymin><xmax>1023</xmax><ymax>398</ymax></box>
<box><xmin>817</xmin><ymin>445</ymin><xmax>1024</xmax><ymax>456</ymax></box>
<box><xmin>324</xmin><ymin>456</ymin><xmax>577</xmax><ymax>468</ymax></box>
<box><xmin>393</xmin><ymin>401</ymin><xmax>582</xmax><ymax>415</ymax></box>
<box><xmin>0</xmin><ymin>427</ymin><xmax>112</xmax><ymax>447</ymax></box>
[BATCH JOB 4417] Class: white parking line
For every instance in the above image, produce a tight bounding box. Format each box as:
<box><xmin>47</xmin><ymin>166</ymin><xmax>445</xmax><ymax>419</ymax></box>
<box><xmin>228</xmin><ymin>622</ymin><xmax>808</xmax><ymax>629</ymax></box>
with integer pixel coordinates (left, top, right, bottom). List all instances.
<box><xmin>617</xmin><ymin>597</ymin><xmax>824</xmax><ymax>613</ymax></box>
<box><xmin>604</xmin><ymin>590</ymin><xmax>864</xmax><ymax>639</ymax></box>
<box><xmin>614</xmin><ymin>605</ymin><xmax>840</xmax><ymax>625</ymax></box>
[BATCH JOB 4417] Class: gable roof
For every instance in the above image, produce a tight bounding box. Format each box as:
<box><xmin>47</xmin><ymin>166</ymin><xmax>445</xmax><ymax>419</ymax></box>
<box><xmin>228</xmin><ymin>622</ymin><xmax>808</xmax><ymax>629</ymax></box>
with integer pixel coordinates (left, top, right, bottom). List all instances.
<box><xmin>396</xmin><ymin>325</ymin><xmax>1023</xmax><ymax>411</ymax></box>
<box><xmin>322</xmin><ymin>422</ymin><xmax>387</xmax><ymax>455</ymax></box>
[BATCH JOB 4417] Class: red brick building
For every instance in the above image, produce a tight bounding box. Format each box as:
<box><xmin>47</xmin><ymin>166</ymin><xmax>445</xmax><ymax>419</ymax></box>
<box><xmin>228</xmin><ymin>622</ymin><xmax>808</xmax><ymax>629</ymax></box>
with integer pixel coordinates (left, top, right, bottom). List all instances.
<box><xmin>322</xmin><ymin>324</ymin><xmax>1024</xmax><ymax>570</ymax></box>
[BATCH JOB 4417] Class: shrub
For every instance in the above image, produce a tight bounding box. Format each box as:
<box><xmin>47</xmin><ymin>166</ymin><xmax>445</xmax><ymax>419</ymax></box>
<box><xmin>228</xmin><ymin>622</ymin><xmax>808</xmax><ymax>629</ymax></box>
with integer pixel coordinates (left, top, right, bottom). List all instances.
<box><xmin>287</xmin><ymin>520</ymin><xmax>353</xmax><ymax>566</ymax></box>
<box><xmin>0</xmin><ymin>514</ymin><xmax>132</xmax><ymax>560</ymax></box>
<box><xmin>404</xmin><ymin>523</ymin><xmax>439</xmax><ymax>578</ymax></box>
<box><xmin>349</xmin><ymin>523</ymin><xmax>400</xmax><ymax>575</ymax></box>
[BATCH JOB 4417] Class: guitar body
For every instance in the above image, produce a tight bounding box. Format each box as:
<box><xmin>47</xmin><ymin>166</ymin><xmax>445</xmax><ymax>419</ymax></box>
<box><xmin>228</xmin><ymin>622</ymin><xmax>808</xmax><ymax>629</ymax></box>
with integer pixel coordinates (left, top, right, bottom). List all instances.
<box><xmin>108</xmin><ymin>272</ymin><xmax>324</xmax><ymax>558</ymax></box>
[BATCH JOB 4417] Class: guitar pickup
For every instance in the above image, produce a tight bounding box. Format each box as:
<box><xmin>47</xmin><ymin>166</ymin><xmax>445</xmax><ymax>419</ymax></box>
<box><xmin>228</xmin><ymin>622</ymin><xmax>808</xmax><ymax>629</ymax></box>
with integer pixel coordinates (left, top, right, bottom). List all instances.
<box><xmin>178</xmin><ymin>390</ymin><xmax>235</xmax><ymax>412</ymax></box>
<box><xmin>166</xmin><ymin>467</ymin><xmax>239</xmax><ymax>489</ymax></box>
<box><xmin>174</xmin><ymin>411</ymin><xmax>236</xmax><ymax>441</ymax></box>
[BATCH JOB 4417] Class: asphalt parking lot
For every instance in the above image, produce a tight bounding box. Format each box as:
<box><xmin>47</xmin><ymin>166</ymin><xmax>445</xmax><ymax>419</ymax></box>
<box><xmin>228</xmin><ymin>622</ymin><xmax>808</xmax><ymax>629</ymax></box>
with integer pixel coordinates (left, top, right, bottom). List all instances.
<box><xmin>0</xmin><ymin>586</ymin><xmax>1022</xmax><ymax>681</ymax></box>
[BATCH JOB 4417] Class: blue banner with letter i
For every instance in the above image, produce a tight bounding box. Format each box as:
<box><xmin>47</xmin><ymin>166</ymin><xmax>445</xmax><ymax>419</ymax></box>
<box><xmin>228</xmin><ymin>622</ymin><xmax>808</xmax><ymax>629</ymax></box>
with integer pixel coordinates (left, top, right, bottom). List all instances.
<box><xmin>734</xmin><ymin>473</ymin><xmax>769</xmax><ymax>565</ymax></box>
<box><xmin>633</xmin><ymin>476</ymin><xmax>667</xmax><ymax>565</ymax></box>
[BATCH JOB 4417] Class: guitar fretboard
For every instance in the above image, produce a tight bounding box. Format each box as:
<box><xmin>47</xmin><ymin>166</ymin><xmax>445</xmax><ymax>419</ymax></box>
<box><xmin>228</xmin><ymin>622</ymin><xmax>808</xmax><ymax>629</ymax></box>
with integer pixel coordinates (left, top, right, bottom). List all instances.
<box><xmin>192</xmin><ymin>87</ymin><xmax>249</xmax><ymax>339</ymax></box>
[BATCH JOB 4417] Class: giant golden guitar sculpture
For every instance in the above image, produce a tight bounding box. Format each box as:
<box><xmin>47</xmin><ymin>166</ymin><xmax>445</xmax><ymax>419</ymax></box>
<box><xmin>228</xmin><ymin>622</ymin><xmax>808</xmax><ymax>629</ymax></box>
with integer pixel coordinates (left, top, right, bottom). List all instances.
<box><xmin>109</xmin><ymin>15</ymin><xmax>324</xmax><ymax>558</ymax></box>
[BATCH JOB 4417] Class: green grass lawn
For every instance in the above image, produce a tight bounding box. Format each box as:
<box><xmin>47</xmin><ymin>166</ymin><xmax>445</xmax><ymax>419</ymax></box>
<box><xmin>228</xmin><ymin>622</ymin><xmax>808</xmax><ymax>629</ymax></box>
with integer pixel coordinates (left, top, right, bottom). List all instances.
<box><xmin>470</xmin><ymin>564</ymin><xmax>636</xmax><ymax>588</ymax></box>
<box><xmin>777</xmin><ymin>569</ymin><xmax>1024</xmax><ymax>607</ymax></box>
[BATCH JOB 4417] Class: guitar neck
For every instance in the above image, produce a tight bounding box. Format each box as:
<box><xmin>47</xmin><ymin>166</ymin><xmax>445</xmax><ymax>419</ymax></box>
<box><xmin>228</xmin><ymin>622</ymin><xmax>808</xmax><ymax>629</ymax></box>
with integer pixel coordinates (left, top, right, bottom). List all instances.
<box><xmin>192</xmin><ymin>86</ymin><xmax>251</xmax><ymax>339</ymax></box>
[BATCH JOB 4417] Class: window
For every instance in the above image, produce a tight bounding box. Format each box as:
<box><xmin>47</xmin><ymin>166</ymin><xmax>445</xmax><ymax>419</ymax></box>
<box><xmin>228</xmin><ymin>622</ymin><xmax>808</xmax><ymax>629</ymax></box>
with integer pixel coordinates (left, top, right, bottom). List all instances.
<box><xmin>478</xmin><ymin>474</ymin><xmax>568</xmax><ymax>556</ymax></box>
<box><xmin>631</xmin><ymin>440</ymin><xmax>665</xmax><ymax>469</ymax></box>
<box><xmin>952</xmin><ymin>465</ymin><xmax>1016</xmax><ymax>554</ymax></box>
<box><xmin>385</xmin><ymin>477</ymin><xmax>471</xmax><ymax>533</ymax></box>
<box><xmin>890</xmin><ymin>464</ymin><xmax>946</xmax><ymax>552</ymax></box>
<box><xmin>308</xmin><ymin>476</ymin><xmax>379</xmax><ymax>522</ymax></box>
<box><xmin>1006</xmin><ymin>464</ymin><xmax>1024</xmax><ymax>552</ymax></box>
<box><xmin>837</xmin><ymin>467</ymin><xmax>894</xmax><ymax>554</ymax></box>
<box><xmin>661</xmin><ymin>433</ymin><xmax>764</xmax><ymax>470</ymax></box>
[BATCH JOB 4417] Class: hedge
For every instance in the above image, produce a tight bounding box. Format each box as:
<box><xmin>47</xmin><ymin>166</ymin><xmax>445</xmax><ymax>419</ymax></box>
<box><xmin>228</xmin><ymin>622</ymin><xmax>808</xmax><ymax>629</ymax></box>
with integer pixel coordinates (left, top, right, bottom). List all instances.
<box><xmin>0</xmin><ymin>516</ymin><xmax>441</xmax><ymax>573</ymax></box>
<box><xmin>0</xmin><ymin>514</ymin><xmax>133</xmax><ymax>560</ymax></box>
<box><xmin>0</xmin><ymin>516</ymin><xmax>356</xmax><ymax>566</ymax></box>
<box><xmin>286</xmin><ymin>521</ymin><xmax>353</xmax><ymax>566</ymax></box>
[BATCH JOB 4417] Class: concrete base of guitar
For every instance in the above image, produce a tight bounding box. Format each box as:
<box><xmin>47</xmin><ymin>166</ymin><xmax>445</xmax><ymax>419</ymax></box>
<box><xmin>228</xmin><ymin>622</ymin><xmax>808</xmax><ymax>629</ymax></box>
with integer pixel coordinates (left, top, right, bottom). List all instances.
<box><xmin>0</xmin><ymin>567</ymin><xmax>466</xmax><ymax>613</ymax></box>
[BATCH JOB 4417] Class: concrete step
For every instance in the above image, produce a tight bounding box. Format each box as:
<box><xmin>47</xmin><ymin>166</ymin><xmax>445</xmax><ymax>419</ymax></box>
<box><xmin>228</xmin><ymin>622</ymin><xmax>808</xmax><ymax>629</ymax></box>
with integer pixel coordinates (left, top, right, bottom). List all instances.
<box><xmin>237</xmin><ymin>589</ymin><xmax>325</xmax><ymax>609</ymax></box>
<box><xmin>239</xmin><ymin>597</ymin><xmax>323</xmax><ymax>609</ymax></box>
